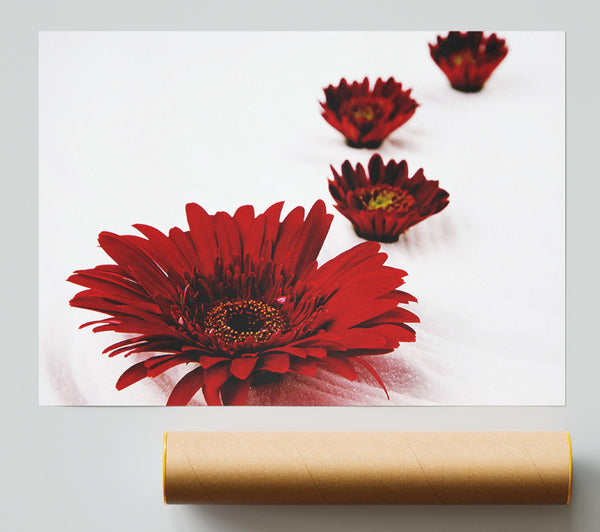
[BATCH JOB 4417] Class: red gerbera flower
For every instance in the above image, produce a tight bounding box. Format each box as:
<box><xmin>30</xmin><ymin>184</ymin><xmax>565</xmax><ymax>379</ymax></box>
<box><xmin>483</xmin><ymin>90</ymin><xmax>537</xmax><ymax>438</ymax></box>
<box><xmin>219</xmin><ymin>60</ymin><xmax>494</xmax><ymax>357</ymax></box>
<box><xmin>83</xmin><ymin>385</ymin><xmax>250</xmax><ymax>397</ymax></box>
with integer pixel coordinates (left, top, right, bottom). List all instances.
<box><xmin>68</xmin><ymin>200</ymin><xmax>419</xmax><ymax>405</ymax></box>
<box><xmin>429</xmin><ymin>31</ymin><xmax>508</xmax><ymax>93</ymax></box>
<box><xmin>320</xmin><ymin>77</ymin><xmax>419</xmax><ymax>149</ymax></box>
<box><xmin>329</xmin><ymin>155</ymin><xmax>449</xmax><ymax>243</ymax></box>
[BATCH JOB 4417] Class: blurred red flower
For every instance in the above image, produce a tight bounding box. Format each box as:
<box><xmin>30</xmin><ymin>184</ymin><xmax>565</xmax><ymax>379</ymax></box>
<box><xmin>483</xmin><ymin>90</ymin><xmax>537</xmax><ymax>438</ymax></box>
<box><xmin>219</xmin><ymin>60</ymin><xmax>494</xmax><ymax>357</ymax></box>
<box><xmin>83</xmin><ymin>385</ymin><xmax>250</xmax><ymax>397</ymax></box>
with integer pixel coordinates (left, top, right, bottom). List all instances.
<box><xmin>69</xmin><ymin>201</ymin><xmax>419</xmax><ymax>405</ymax></box>
<box><xmin>429</xmin><ymin>31</ymin><xmax>508</xmax><ymax>92</ymax></box>
<box><xmin>320</xmin><ymin>77</ymin><xmax>418</xmax><ymax>149</ymax></box>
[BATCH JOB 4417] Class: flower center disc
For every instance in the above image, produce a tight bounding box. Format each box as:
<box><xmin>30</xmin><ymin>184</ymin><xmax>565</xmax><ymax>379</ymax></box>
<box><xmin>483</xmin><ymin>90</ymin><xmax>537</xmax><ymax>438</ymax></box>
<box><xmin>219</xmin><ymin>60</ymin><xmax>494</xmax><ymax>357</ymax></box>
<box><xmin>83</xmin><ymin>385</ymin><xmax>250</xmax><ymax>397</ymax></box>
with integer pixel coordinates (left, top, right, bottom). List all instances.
<box><xmin>353</xmin><ymin>104</ymin><xmax>376</xmax><ymax>121</ymax></box>
<box><xmin>340</xmin><ymin>97</ymin><xmax>394</xmax><ymax>130</ymax></box>
<box><xmin>356</xmin><ymin>185</ymin><xmax>417</xmax><ymax>213</ymax></box>
<box><xmin>450</xmin><ymin>50</ymin><xmax>477</xmax><ymax>66</ymax></box>
<box><xmin>202</xmin><ymin>299</ymin><xmax>290</xmax><ymax>345</ymax></box>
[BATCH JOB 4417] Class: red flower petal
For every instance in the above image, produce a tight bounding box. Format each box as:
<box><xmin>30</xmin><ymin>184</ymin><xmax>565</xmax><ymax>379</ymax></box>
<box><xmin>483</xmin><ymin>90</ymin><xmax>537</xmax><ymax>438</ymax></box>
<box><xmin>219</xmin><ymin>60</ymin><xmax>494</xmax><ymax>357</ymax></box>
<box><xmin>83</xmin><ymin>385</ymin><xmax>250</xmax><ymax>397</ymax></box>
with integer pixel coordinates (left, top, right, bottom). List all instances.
<box><xmin>186</xmin><ymin>203</ymin><xmax>218</xmax><ymax>272</ymax></box>
<box><xmin>290</xmin><ymin>358</ymin><xmax>318</xmax><ymax>377</ymax></box>
<box><xmin>98</xmin><ymin>232</ymin><xmax>178</xmax><ymax>301</ymax></box>
<box><xmin>233</xmin><ymin>204</ymin><xmax>255</xmax><ymax>241</ymax></box>
<box><xmin>230</xmin><ymin>357</ymin><xmax>258</xmax><ymax>380</ymax></box>
<box><xmin>133</xmin><ymin>223</ymin><xmax>190</xmax><ymax>282</ymax></box>
<box><xmin>273</xmin><ymin>206</ymin><xmax>305</xmax><ymax>264</ymax></box>
<box><xmin>202</xmin><ymin>364</ymin><xmax>232</xmax><ymax>406</ymax></box>
<box><xmin>258</xmin><ymin>353</ymin><xmax>290</xmax><ymax>373</ymax></box>
<box><xmin>353</xmin><ymin>357</ymin><xmax>389</xmax><ymax>399</ymax></box>
<box><xmin>214</xmin><ymin>211</ymin><xmax>242</xmax><ymax>264</ymax></box>
<box><xmin>261</xmin><ymin>201</ymin><xmax>285</xmax><ymax>256</ymax></box>
<box><xmin>312</xmin><ymin>241</ymin><xmax>385</xmax><ymax>294</ymax></box>
<box><xmin>199</xmin><ymin>355</ymin><xmax>230</xmax><ymax>368</ymax></box>
<box><xmin>287</xmin><ymin>200</ymin><xmax>332</xmax><ymax>279</ymax></box>
<box><xmin>168</xmin><ymin>226</ymin><xmax>198</xmax><ymax>271</ymax></box>
<box><xmin>166</xmin><ymin>366</ymin><xmax>205</xmax><ymax>406</ymax></box>
<box><xmin>146</xmin><ymin>355</ymin><xmax>194</xmax><ymax>378</ymax></box>
<box><xmin>220</xmin><ymin>378</ymin><xmax>252</xmax><ymax>406</ymax></box>
<box><xmin>322</xmin><ymin>355</ymin><xmax>357</xmax><ymax>381</ymax></box>
<box><xmin>274</xmin><ymin>346</ymin><xmax>327</xmax><ymax>359</ymax></box>
<box><xmin>115</xmin><ymin>361</ymin><xmax>150</xmax><ymax>390</ymax></box>
<box><xmin>68</xmin><ymin>271</ymin><xmax>150</xmax><ymax>300</ymax></box>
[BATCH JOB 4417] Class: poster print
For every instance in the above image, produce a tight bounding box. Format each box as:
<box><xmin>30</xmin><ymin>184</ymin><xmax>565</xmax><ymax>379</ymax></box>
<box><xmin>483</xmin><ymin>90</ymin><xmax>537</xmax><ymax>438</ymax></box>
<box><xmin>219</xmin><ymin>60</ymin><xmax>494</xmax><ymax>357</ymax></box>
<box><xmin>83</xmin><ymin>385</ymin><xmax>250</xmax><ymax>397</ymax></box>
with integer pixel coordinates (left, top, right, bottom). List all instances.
<box><xmin>39</xmin><ymin>32</ymin><xmax>565</xmax><ymax>405</ymax></box>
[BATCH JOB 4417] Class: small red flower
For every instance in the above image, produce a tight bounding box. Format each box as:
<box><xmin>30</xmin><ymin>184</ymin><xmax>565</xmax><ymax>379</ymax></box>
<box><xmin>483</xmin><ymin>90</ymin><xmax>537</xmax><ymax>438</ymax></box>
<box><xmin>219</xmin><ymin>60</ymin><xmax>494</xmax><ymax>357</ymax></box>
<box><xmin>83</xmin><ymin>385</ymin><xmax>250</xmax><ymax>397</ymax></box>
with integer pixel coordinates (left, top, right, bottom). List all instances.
<box><xmin>320</xmin><ymin>77</ymin><xmax>418</xmax><ymax>149</ymax></box>
<box><xmin>329</xmin><ymin>155</ymin><xmax>449</xmax><ymax>243</ymax></box>
<box><xmin>68</xmin><ymin>201</ymin><xmax>419</xmax><ymax>405</ymax></box>
<box><xmin>429</xmin><ymin>31</ymin><xmax>508</xmax><ymax>92</ymax></box>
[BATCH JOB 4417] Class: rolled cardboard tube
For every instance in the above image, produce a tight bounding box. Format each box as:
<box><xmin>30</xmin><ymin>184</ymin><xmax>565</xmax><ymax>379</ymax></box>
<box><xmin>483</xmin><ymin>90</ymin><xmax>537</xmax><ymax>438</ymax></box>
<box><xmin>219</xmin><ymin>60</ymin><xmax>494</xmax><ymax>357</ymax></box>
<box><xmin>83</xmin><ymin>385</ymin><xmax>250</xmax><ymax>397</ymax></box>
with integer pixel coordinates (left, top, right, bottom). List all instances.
<box><xmin>163</xmin><ymin>431</ymin><xmax>572</xmax><ymax>505</ymax></box>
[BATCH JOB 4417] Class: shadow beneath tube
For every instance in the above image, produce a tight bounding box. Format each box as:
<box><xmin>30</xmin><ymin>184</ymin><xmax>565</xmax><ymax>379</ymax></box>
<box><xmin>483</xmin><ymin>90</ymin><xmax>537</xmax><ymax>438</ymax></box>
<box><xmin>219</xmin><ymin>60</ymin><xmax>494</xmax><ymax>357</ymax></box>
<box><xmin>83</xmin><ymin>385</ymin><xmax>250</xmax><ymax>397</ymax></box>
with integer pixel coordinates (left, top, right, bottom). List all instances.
<box><xmin>181</xmin><ymin>503</ymin><xmax>573</xmax><ymax>532</ymax></box>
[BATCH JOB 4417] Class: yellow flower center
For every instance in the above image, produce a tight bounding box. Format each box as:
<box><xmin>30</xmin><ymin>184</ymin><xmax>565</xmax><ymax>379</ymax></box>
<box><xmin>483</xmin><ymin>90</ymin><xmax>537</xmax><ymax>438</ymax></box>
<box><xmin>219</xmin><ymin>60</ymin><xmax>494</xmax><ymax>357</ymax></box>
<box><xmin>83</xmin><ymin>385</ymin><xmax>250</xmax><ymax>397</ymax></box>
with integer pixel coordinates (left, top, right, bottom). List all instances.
<box><xmin>450</xmin><ymin>50</ymin><xmax>477</xmax><ymax>66</ymax></box>
<box><xmin>356</xmin><ymin>185</ymin><xmax>416</xmax><ymax>213</ymax></box>
<box><xmin>353</xmin><ymin>105</ymin><xmax>376</xmax><ymax>121</ymax></box>
<box><xmin>202</xmin><ymin>299</ymin><xmax>289</xmax><ymax>344</ymax></box>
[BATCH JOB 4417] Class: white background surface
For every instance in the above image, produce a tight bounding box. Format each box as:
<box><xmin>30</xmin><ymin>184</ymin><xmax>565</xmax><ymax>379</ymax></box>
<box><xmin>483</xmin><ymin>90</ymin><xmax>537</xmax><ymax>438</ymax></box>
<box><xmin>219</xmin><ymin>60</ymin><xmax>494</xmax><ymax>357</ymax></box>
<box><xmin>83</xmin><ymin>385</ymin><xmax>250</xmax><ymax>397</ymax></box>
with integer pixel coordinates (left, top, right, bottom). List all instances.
<box><xmin>2</xmin><ymin>1</ymin><xmax>599</xmax><ymax>531</ymax></box>
<box><xmin>39</xmin><ymin>31</ymin><xmax>565</xmax><ymax>406</ymax></box>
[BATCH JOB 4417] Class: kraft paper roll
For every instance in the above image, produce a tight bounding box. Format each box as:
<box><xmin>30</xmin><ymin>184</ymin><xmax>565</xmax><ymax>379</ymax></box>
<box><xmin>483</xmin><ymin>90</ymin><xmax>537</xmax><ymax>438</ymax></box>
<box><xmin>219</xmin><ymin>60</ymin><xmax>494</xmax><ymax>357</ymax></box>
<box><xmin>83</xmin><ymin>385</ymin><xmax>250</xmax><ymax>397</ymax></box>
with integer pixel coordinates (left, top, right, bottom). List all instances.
<box><xmin>163</xmin><ymin>431</ymin><xmax>572</xmax><ymax>505</ymax></box>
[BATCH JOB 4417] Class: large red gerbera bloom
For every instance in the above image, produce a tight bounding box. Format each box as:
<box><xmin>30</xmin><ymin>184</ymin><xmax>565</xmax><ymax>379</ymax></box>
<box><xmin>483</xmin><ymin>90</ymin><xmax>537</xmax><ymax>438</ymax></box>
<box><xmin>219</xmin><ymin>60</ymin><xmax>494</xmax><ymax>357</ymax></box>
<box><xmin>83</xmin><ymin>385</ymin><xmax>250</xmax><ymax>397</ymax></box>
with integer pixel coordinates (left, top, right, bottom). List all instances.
<box><xmin>68</xmin><ymin>201</ymin><xmax>419</xmax><ymax>405</ymax></box>
<box><xmin>329</xmin><ymin>155</ymin><xmax>449</xmax><ymax>243</ymax></box>
<box><xmin>429</xmin><ymin>31</ymin><xmax>508</xmax><ymax>93</ymax></box>
<box><xmin>320</xmin><ymin>77</ymin><xmax>418</xmax><ymax>149</ymax></box>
